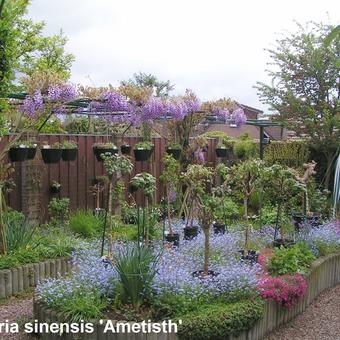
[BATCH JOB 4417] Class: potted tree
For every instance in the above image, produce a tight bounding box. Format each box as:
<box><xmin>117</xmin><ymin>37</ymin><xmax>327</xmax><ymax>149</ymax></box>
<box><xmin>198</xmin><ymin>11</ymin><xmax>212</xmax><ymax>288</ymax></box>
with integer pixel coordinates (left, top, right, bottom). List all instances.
<box><xmin>61</xmin><ymin>140</ymin><xmax>78</xmax><ymax>161</ymax></box>
<box><xmin>41</xmin><ymin>142</ymin><xmax>62</xmax><ymax>164</ymax></box>
<box><xmin>130</xmin><ymin>172</ymin><xmax>156</xmax><ymax>244</ymax></box>
<box><xmin>160</xmin><ymin>154</ymin><xmax>181</xmax><ymax>246</ymax></box>
<box><xmin>90</xmin><ymin>176</ymin><xmax>109</xmax><ymax>216</ymax></box>
<box><xmin>180</xmin><ymin>164</ymin><xmax>213</xmax><ymax>240</ymax></box>
<box><xmin>166</xmin><ymin>142</ymin><xmax>182</xmax><ymax>160</ymax></box>
<box><xmin>93</xmin><ymin>142</ymin><xmax>118</xmax><ymax>161</ymax></box>
<box><xmin>133</xmin><ymin>141</ymin><xmax>154</xmax><ymax>161</ymax></box>
<box><xmin>101</xmin><ymin>154</ymin><xmax>133</xmax><ymax>257</ymax></box>
<box><xmin>263</xmin><ymin>164</ymin><xmax>305</xmax><ymax>247</ymax></box>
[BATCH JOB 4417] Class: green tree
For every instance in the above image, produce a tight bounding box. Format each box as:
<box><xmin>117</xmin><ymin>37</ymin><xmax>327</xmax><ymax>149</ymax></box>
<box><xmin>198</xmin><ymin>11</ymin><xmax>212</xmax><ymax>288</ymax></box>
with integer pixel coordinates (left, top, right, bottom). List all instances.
<box><xmin>255</xmin><ymin>22</ymin><xmax>340</xmax><ymax>189</ymax></box>
<box><xmin>121</xmin><ymin>72</ymin><xmax>174</xmax><ymax>97</ymax></box>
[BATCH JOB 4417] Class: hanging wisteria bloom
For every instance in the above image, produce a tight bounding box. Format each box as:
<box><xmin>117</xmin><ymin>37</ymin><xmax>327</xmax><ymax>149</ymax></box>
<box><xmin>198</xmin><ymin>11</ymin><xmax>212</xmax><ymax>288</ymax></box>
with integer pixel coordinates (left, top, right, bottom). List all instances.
<box><xmin>183</xmin><ymin>96</ymin><xmax>200</xmax><ymax>113</ymax></box>
<box><xmin>141</xmin><ymin>97</ymin><xmax>166</xmax><ymax>121</ymax></box>
<box><xmin>102</xmin><ymin>91</ymin><xmax>129</xmax><ymax>112</ymax></box>
<box><xmin>232</xmin><ymin>108</ymin><xmax>247</xmax><ymax>127</ymax></box>
<box><xmin>20</xmin><ymin>90</ymin><xmax>44</xmax><ymax>118</ymax></box>
<box><xmin>212</xmin><ymin>107</ymin><xmax>231</xmax><ymax>122</ymax></box>
<box><xmin>166</xmin><ymin>99</ymin><xmax>188</xmax><ymax>121</ymax></box>
<box><xmin>47</xmin><ymin>84</ymin><xmax>77</xmax><ymax>102</ymax></box>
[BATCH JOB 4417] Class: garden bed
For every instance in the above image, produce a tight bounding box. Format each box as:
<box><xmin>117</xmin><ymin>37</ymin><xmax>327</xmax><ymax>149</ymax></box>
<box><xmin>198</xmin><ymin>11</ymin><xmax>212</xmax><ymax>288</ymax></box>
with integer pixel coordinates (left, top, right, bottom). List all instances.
<box><xmin>32</xmin><ymin>251</ymin><xmax>340</xmax><ymax>340</ymax></box>
<box><xmin>0</xmin><ymin>257</ymin><xmax>71</xmax><ymax>299</ymax></box>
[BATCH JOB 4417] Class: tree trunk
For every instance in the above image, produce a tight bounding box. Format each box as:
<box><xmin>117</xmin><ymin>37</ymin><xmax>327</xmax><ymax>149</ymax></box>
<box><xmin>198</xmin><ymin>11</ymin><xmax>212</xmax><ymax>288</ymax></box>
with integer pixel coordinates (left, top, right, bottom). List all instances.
<box><xmin>167</xmin><ymin>185</ymin><xmax>173</xmax><ymax>236</ymax></box>
<box><xmin>107</xmin><ymin>177</ymin><xmax>113</xmax><ymax>258</ymax></box>
<box><xmin>324</xmin><ymin>154</ymin><xmax>333</xmax><ymax>190</ymax></box>
<box><xmin>244</xmin><ymin>195</ymin><xmax>249</xmax><ymax>250</ymax></box>
<box><xmin>203</xmin><ymin>225</ymin><xmax>210</xmax><ymax>275</ymax></box>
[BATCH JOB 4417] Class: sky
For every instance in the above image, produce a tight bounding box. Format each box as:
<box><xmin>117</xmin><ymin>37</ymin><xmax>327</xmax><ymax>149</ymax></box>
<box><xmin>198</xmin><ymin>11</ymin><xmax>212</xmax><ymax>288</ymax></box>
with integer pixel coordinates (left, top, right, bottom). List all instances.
<box><xmin>26</xmin><ymin>0</ymin><xmax>339</xmax><ymax>112</ymax></box>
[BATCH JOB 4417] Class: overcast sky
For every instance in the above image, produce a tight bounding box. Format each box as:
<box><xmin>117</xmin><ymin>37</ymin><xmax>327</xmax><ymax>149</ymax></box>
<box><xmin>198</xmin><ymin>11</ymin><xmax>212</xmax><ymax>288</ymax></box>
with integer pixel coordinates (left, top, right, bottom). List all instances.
<box><xmin>26</xmin><ymin>0</ymin><xmax>339</xmax><ymax>112</ymax></box>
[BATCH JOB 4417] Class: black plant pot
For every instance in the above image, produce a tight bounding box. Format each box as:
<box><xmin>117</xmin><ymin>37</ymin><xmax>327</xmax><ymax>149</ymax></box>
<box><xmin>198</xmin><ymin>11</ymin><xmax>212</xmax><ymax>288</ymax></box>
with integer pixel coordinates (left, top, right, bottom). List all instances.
<box><xmin>41</xmin><ymin>149</ymin><xmax>62</xmax><ymax>164</ymax></box>
<box><xmin>239</xmin><ymin>249</ymin><xmax>258</xmax><ymax>265</ymax></box>
<box><xmin>192</xmin><ymin>270</ymin><xmax>220</xmax><ymax>279</ymax></box>
<box><xmin>26</xmin><ymin>148</ymin><xmax>37</xmax><ymax>160</ymax></box>
<box><xmin>93</xmin><ymin>208</ymin><xmax>106</xmax><ymax>218</ymax></box>
<box><xmin>129</xmin><ymin>184</ymin><xmax>138</xmax><ymax>194</ymax></box>
<box><xmin>62</xmin><ymin>149</ymin><xmax>77</xmax><ymax>161</ymax></box>
<box><xmin>166</xmin><ymin>148</ymin><xmax>181</xmax><ymax>160</ymax></box>
<box><xmin>273</xmin><ymin>238</ymin><xmax>295</xmax><ymax>248</ymax></box>
<box><xmin>93</xmin><ymin>148</ymin><xmax>118</xmax><ymax>161</ymax></box>
<box><xmin>121</xmin><ymin>145</ymin><xmax>132</xmax><ymax>155</ymax></box>
<box><xmin>213</xmin><ymin>222</ymin><xmax>226</xmax><ymax>234</ymax></box>
<box><xmin>133</xmin><ymin>149</ymin><xmax>153</xmax><ymax>161</ymax></box>
<box><xmin>306</xmin><ymin>213</ymin><xmax>321</xmax><ymax>227</ymax></box>
<box><xmin>165</xmin><ymin>233</ymin><xmax>180</xmax><ymax>247</ymax></box>
<box><xmin>292</xmin><ymin>212</ymin><xmax>305</xmax><ymax>232</ymax></box>
<box><xmin>184</xmin><ymin>226</ymin><xmax>199</xmax><ymax>240</ymax></box>
<box><xmin>50</xmin><ymin>185</ymin><xmax>61</xmax><ymax>194</ymax></box>
<box><xmin>9</xmin><ymin>148</ymin><xmax>28</xmax><ymax>162</ymax></box>
<box><xmin>215</xmin><ymin>148</ymin><xmax>228</xmax><ymax>158</ymax></box>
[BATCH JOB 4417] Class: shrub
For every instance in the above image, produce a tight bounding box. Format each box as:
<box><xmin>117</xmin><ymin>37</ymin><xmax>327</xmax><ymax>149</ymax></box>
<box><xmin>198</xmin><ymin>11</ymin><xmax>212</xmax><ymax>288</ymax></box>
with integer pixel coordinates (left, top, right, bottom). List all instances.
<box><xmin>258</xmin><ymin>274</ymin><xmax>308</xmax><ymax>307</ymax></box>
<box><xmin>3</xmin><ymin>209</ymin><xmax>36</xmax><ymax>252</ymax></box>
<box><xmin>114</xmin><ymin>244</ymin><xmax>161</xmax><ymax>309</ymax></box>
<box><xmin>233</xmin><ymin>133</ymin><xmax>257</xmax><ymax>159</ymax></box>
<box><xmin>269</xmin><ymin>242</ymin><xmax>316</xmax><ymax>275</ymax></box>
<box><xmin>48</xmin><ymin>198</ymin><xmax>70</xmax><ymax>226</ymax></box>
<box><xmin>69</xmin><ymin>210</ymin><xmax>103</xmax><ymax>237</ymax></box>
<box><xmin>59</xmin><ymin>289</ymin><xmax>107</xmax><ymax>322</ymax></box>
<box><xmin>177</xmin><ymin>299</ymin><xmax>264</xmax><ymax>340</ymax></box>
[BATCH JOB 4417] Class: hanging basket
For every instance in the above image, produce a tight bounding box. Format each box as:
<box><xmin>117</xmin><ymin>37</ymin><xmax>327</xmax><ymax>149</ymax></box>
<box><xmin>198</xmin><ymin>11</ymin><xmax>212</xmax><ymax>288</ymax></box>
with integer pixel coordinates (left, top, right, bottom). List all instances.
<box><xmin>93</xmin><ymin>147</ymin><xmax>118</xmax><ymax>161</ymax></box>
<box><xmin>9</xmin><ymin>147</ymin><xmax>28</xmax><ymax>162</ymax></box>
<box><xmin>133</xmin><ymin>149</ymin><xmax>153</xmax><ymax>162</ymax></box>
<box><xmin>166</xmin><ymin>148</ymin><xmax>181</xmax><ymax>160</ymax></box>
<box><xmin>41</xmin><ymin>149</ymin><xmax>62</xmax><ymax>164</ymax></box>
<box><xmin>62</xmin><ymin>149</ymin><xmax>78</xmax><ymax>161</ymax></box>
<box><xmin>121</xmin><ymin>145</ymin><xmax>132</xmax><ymax>155</ymax></box>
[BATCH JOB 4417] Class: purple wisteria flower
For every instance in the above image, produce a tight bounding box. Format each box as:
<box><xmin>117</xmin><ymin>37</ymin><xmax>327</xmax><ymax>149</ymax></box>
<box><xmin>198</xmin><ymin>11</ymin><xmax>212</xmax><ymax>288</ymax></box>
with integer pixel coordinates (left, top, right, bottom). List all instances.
<box><xmin>232</xmin><ymin>108</ymin><xmax>247</xmax><ymax>126</ymax></box>
<box><xmin>20</xmin><ymin>90</ymin><xmax>43</xmax><ymax>117</ymax></box>
<box><xmin>47</xmin><ymin>84</ymin><xmax>77</xmax><ymax>102</ymax></box>
<box><xmin>213</xmin><ymin>107</ymin><xmax>231</xmax><ymax>121</ymax></box>
<box><xmin>102</xmin><ymin>90</ymin><xmax>129</xmax><ymax>112</ymax></box>
<box><xmin>166</xmin><ymin>99</ymin><xmax>188</xmax><ymax>121</ymax></box>
<box><xmin>142</xmin><ymin>97</ymin><xmax>165</xmax><ymax>120</ymax></box>
<box><xmin>183</xmin><ymin>96</ymin><xmax>200</xmax><ymax>113</ymax></box>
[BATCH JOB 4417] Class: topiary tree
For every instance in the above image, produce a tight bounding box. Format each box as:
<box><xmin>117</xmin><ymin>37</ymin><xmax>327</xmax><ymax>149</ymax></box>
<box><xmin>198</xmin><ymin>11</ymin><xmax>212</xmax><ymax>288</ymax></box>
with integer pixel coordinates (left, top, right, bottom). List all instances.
<box><xmin>160</xmin><ymin>154</ymin><xmax>181</xmax><ymax>236</ymax></box>
<box><xmin>230</xmin><ymin>159</ymin><xmax>266</xmax><ymax>249</ymax></box>
<box><xmin>102</xmin><ymin>153</ymin><xmax>133</xmax><ymax>257</ymax></box>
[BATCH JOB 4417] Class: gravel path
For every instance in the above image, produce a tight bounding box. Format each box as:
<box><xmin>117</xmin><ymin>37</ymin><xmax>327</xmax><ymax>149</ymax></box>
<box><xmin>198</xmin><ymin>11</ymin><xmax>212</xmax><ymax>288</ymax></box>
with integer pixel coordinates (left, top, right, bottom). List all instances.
<box><xmin>265</xmin><ymin>284</ymin><xmax>340</xmax><ymax>340</ymax></box>
<box><xmin>0</xmin><ymin>297</ymin><xmax>32</xmax><ymax>340</ymax></box>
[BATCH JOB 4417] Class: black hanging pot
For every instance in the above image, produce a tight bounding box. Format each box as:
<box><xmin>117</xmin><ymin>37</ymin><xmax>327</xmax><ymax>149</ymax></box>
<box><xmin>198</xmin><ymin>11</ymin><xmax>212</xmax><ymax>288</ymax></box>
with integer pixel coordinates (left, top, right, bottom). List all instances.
<box><xmin>9</xmin><ymin>147</ymin><xmax>28</xmax><ymax>162</ymax></box>
<box><xmin>215</xmin><ymin>148</ymin><xmax>228</xmax><ymax>158</ymax></box>
<box><xmin>239</xmin><ymin>249</ymin><xmax>258</xmax><ymax>265</ymax></box>
<box><xmin>165</xmin><ymin>233</ymin><xmax>180</xmax><ymax>247</ymax></box>
<box><xmin>62</xmin><ymin>149</ymin><xmax>77</xmax><ymax>161</ymax></box>
<box><xmin>133</xmin><ymin>149</ymin><xmax>153</xmax><ymax>162</ymax></box>
<box><xmin>213</xmin><ymin>222</ymin><xmax>226</xmax><ymax>234</ymax></box>
<box><xmin>50</xmin><ymin>185</ymin><xmax>61</xmax><ymax>194</ymax></box>
<box><xmin>93</xmin><ymin>147</ymin><xmax>118</xmax><ymax>161</ymax></box>
<box><xmin>166</xmin><ymin>148</ymin><xmax>181</xmax><ymax>160</ymax></box>
<box><xmin>26</xmin><ymin>148</ymin><xmax>37</xmax><ymax>160</ymax></box>
<box><xmin>121</xmin><ymin>145</ymin><xmax>132</xmax><ymax>155</ymax></box>
<box><xmin>183</xmin><ymin>226</ymin><xmax>199</xmax><ymax>240</ymax></box>
<box><xmin>41</xmin><ymin>149</ymin><xmax>62</xmax><ymax>164</ymax></box>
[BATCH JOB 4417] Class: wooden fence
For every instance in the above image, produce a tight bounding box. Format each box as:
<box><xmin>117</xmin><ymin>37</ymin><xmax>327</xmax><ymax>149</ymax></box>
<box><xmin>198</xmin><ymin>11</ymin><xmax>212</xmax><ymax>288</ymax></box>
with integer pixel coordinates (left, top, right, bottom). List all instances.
<box><xmin>0</xmin><ymin>134</ymin><xmax>219</xmax><ymax>221</ymax></box>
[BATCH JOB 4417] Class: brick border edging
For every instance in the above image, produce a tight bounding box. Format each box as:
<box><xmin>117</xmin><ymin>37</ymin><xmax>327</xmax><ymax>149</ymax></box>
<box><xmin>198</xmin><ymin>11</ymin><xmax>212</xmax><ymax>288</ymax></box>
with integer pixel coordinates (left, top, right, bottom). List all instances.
<box><xmin>33</xmin><ymin>252</ymin><xmax>340</xmax><ymax>340</ymax></box>
<box><xmin>0</xmin><ymin>257</ymin><xmax>72</xmax><ymax>299</ymax></box>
